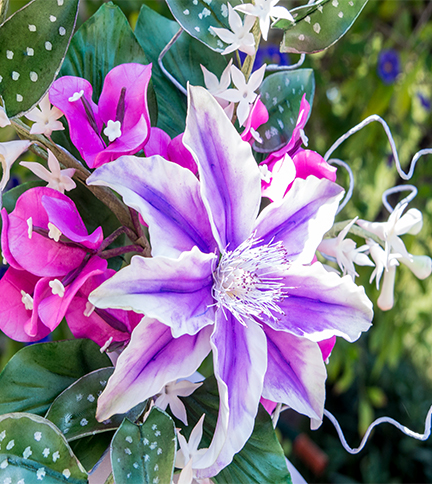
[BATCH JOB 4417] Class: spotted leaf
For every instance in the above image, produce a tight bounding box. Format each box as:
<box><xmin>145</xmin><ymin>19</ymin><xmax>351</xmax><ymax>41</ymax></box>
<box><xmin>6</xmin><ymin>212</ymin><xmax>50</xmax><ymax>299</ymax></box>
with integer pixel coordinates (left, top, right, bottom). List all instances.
<box><xmin>254</xmin><ymin>69</ymin><xmax>315</xmax><ymax>153</ymax></box>
<box><xmin>0</xmin><ymin>0</ymin><xmax>80</xmax><ymax>118</ymax></box>
<box><xmin>45</xmin><ymin>368</ymin><xmax>147</xmax><ymax>441</ymax></box>
<box><xmin>111</xmin><ymin>408</ymin><xmax>176</xmax><ymax>484</ymax></box>
<box><xmin>275</xmin><ymin>0</ymin><xmax>368</xmax><ymax>54</ymax></box>
<box><xmin>0</xmin><ymin>412</ymin><xmax>87</xmax><ymax>482</ymax></box>
<box><xmin>165</xmin><ymin>0</ymin><xmax>242</xmax><ymax>52</ymax></box>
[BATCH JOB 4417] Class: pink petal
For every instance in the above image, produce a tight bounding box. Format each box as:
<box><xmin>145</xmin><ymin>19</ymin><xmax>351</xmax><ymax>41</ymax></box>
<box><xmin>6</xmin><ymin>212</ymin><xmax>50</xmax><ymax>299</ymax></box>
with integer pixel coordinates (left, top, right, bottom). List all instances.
<box><xmin>145</xmin><ymin>127</ymin><xmax>171</xmax><ymax>158</ymax></box>
<box><xmin>167</xmin><ymin>134</ymin><xmax>198</xmax><ymax>174</ymax></box>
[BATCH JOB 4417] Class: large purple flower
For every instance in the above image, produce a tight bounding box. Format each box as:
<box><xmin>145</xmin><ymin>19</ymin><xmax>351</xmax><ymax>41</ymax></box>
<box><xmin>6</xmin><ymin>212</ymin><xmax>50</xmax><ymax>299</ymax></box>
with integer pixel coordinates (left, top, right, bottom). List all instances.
<box><xmin>87</xmin><ymin>86</ymin><xmax>373</xmax><ymax>477</ymax></box>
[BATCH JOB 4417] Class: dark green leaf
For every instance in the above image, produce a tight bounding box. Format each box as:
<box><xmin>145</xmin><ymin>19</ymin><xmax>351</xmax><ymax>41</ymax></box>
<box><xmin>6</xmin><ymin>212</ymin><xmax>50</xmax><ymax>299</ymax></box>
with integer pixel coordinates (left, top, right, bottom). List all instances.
<box><xmin>135</xmin><ymin>4</ymin><xmax>229</xmax><ymax>138</ymax></box>
<box><xmin>111</xmin><ymin>408</ymin><xmax>176</xmax><ymax>484</ymax></box>
<box><xmin>255</xmin><ymin>69</ymin><xmax>315</xmax><ymax>153</ymax></box>
<box><xmin>176</xmin><ymin>377</ymin><xmax>291</xmax><ymax>484</ymax></box>
<box><xmin>276</xmin><ymin>0</ymin><xmax>368</xmax><ymax>54</ymax></box>
<box><xmin>0</xmin><ymin>339</ymin><xmax>111</xmax><ymax>416</ymax></box>
<box><xmin>165</xmin><ymin>0</ymin><xmax>241</xmax><ymax>52</ymax></box>
<box><xmin>46</xmin><ymin>368</ymin><xmax>146</xmax><ymax>441</ymax></box>
<box><xmin>60</xmin><ymin>2</ymin><xmax>157</xmax><ymax>125</ymax></box>
<box><xmin>0</xmin><ymin>0</ymin><xmax>80</xmax><ymax>117</ymax></box>
<box><xmin>70</xmin><ymin>431</ymin><xmax>113</xmax><ymax>472</ymax></box>
<box><xmin>0</xmin><ymin>412</ymin><xmax>87</xmax><ymax>482</ymax></box>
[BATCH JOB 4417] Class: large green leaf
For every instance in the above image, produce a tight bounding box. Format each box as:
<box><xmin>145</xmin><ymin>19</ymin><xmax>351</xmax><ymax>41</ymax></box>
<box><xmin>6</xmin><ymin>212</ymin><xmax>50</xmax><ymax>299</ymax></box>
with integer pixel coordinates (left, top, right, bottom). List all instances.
<box><xmin>0</xmin><ymin>0</ymin><xmax>80</xmax><ymax>117</ymax></box>
<box><xmin>70</xmin><ymin>432</ymin><xmax>114</xmax><ymax>472</ymax></box>
<box><xmin>175</xmin><ymin>377</ymin><xmax>291</xmax><ymax>484</ymax></box>
<box><xmin>60</xmin><ymin>1</ymin><xmax>157</xmax><ymax>124</ymax></box>
<box><xmin>111</xmin><ymin>408</ymin><xmax>176</xmax><ymax>484</ymax></box>
<box><xmin>276</xmin><ymin>0</ymin><xmax>368</xmax><ymax>54</ymax></box>
<box><xmin>165</xmin><ymin>0</ymin><xmax>241</xmax><ymax>52</ymax></box>
<box><xmin>135</xmin><ymin>4</ymin><xmax>229</xmax><ymax>138</ymax></box>
<box><xmin>255</xmin><ymin>69</ymin><xmax>315</xmax><ymax>153</ymax></box>
<box><xmin>0</xmin><ymin>412</ymin><xmax>87</xmax><ymax>482</ymax></box>
<box><xmin>46</xmin><ymin>368</ymin><xmax>146</xmax><ymax>441</ymax></box>
<box><xmin>0</xmin><ymin>339</ymin><xmax>111</xmax><ymax>416</ymax></box>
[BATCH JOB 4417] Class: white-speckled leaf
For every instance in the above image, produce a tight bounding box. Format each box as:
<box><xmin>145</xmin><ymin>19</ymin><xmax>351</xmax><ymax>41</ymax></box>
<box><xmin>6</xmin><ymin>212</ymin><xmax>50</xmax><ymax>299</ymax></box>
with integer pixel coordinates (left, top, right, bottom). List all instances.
<box><xmin>165</xmin><ymin>0</ymin><xmax>241</xmax><ymax>52</ymax></box>
<box><xmin>0</xmin><ymin>0</ymin><xmax>80</xmax><ymax>117</ymax></box>
<box><xmin>111</xmin><ymin>408</ymin><xmax>176</xmax><ymax>484</ymax></box>
<box><xmin>275</xmin><ymin>0</ymin><xmax>368</xmax><ymax>54</ymax></box>
<box><xmin>254</xmin><ymin>69</ymin><xmax>315</xmax><ymax>153</ymax></box>
<box><xmin>0</xmin><ymin>412</ymin><xmax>87</xmax><ymax>482</ymax></box>
<box><xmin>45</xmin><ymin>368</ymin><xmax>147</xmax><ymax>441</ymax></box>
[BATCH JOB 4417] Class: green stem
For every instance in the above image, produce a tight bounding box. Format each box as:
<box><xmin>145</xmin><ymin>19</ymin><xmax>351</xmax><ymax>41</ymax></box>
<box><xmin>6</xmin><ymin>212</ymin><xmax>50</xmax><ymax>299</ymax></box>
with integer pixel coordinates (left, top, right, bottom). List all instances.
<box><xmin>240</xmin><ymin>18</ymin><xmax>261</xmax><ymax>81</ymax></box>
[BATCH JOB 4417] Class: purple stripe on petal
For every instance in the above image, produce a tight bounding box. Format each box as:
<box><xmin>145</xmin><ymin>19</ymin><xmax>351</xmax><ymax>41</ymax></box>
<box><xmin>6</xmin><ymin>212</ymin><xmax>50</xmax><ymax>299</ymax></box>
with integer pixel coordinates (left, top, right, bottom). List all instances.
<box><xmin>90</xmin><ymin>247</ymin><xmax>217</xmax><ymax>337</ymax></box>
<box><xmin>255</xmin><ymin>176</ymin><xmax>344</xmax><ymax>264</ymax></box>
<box><xmin>266</xmin><ymin>262</ymin><xmax>373</xmax><ymax>342</ymax></box>
<box><xmin>96</xmin><ymin>318</ymin><xmax>212</xmax><ymax>421</ymax></box>
<box><xmin>195</xmin><ymin>310</ymin><xmax>267</xmax><ymax>476</ymax></box>
<box><xmin>88</xmin><ymin>155</ymin><xmax>216</xmax><ymax>258</ymax></box>
<box><xmin>184</xmin><ymin>86</ymin><xmax>261</xmax><ymax>252</ymax></box>
<box><xmin>262</xmin><ymin>325</ymin><xmax>325</xmax><ymax>422</ymax></box>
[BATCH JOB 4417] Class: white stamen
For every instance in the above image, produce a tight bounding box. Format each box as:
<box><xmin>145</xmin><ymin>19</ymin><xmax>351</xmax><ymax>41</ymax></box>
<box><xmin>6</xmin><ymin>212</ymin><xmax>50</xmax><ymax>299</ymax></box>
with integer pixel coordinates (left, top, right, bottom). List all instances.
<box><xmin>84</xmin><ymin>300</ymin><xmax>95</xmax><ymax>317</ymax></box>
<box><xmin>212</xmin><ymin>235</ymin><xmax>289</xmax><ymax>326</ymax></box>
<box><xmin>103</xmin><ymin>120</ymin><xmax>122</xmax><ymax>142</ymax></box>
<box><xmin>68</xmin><ymin>90</ymin><xmax>84</xmax><ymax>102</ymax></box>
<box><xmin>300</xmin><ymin>128</ymin><xmax>309</xmax><ymax>147</ymax></box>
<box><xmin>27</xmin><ymin>217</ymin><xmax>33</xmax><ymax>239</ymax></box>
<box><xmin>21</xmin><ymin>291</ymin><xmax>34</xmax><ymax>310</ymax></box>
<box><xmin>48</xmin><ymin>223</ymin><xmax>62</xmax><ymax>242</ymax></box>
<box><xmin>100</xmin><ymin>336</ymin><xmax>113</xmax><ymax>353</ymax></box>
<box><xmin>259</xmin><ymin>164</ymin><xmax>273</xmax><ymax>184</ymax></box>
<box><xmin>49</xmin><ymin>279</ymin><xmax>65</xmax><ymax>297</ymax></box>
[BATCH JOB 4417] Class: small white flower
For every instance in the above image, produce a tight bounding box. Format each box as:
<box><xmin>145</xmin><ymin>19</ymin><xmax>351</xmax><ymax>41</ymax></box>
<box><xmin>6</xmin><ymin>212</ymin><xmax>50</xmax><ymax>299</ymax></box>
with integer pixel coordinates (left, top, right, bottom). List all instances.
<box><xmin>0</xmin><ymin>140</ymin><xmax>32</xmax><ymax>192</ymax></box>
<box><xmin>103</xmin><ymin>120</ymin><xmax>122</xmax><ymax>142</ymax></box>
<box><xmin>49</xmin><ymin>279</ymin><xmax>65</xmax><ymax>298</ymax></box>
<box><xmin>218</xmin><ymin>64</ymin><xmax>266</xmax><ymax>126</ymax></box>
<box><xmin>25</xmin><ymin>94</ymin><xmax>64</xmax><ymax>137</ymax></box>
<box><xmin>235</xmin><ymin>0</ymin><xmax>294</xmax><ymax>41</ymax></box>
<box><xmin>210</xmin><ymin>3</ymin><xmax>256</xmax><ymax>56</ymax></box>
<box><xmin>201</xmin><ymin>60</ymin><xmax>235</xmax><ymax>118</ymax></box>
<box><xmin>20</xmin><ymin>149</ymin><xmax>76</xmax><ymax>194</ymax></box>
<box><xmin>0</xmin><ymin>106</ymin><xmax>11</xmax><ymax>128</ymax></box>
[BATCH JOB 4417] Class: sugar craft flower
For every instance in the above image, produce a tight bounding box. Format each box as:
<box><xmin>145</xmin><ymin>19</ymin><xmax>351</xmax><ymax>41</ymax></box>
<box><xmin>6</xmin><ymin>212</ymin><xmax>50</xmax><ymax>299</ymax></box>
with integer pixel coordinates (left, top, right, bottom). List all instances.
<box><xmin>49</xmin><ymin>63</ymin><xmax>152</xmax><ymax>168</ymax></box>
<box><xmin>0</xmin><ymin>140</ymin><xmax>32</xmax><ymax>193</ymax></box>
<box><xmin>88</xmin><ymin>86</ymin><xmax>373</xmax><ymax>477</ymax></box>
<box><xmin>0</xmin><ymin>106</ymin><xmax>11</xmax><ymax>128</ymax></box>
<box><xmin>25</xmin><ymin>93</ymin><xmax>65</xmax><ymax>137</ymax></box>
<box><xmin>234</xmin><ymin>0</ymin><xmax>294</xmax><ymax>41</ymax></box>
<box><xmin>201</xmin><ymin>60</ymin><xmax>235</xmax><ymax>120</ymax></box>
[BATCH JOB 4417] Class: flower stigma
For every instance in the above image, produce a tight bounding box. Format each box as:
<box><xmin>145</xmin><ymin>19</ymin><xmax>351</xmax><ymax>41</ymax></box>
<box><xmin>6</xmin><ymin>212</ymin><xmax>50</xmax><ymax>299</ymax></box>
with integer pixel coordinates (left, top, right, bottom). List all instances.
<box><xmin>212</xmin><ymin>235</ymin><xmax>289</xmax><ymax>326</ymax></box>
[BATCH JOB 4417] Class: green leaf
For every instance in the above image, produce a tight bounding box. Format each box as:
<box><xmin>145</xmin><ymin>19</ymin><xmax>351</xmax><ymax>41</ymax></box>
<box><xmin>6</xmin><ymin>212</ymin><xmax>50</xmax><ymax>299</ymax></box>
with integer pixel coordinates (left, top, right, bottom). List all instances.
<box><xmin>111</xmin><ymin>408</ymin><xmax>176</xmax><ymax>484</ymax></box>
<box><xmin>255</xmin><ymin>69</ymin><xmax>315</xmax><ymax>153</ymax></box>
<box><xmin>0</xmin><ymin>0</ymin><xmax>80</xmax><ymax>117</ymax></box>
<box><xmin>0</xmin><ymin>339</ymin><xmax>111</xmax><ymax>416</ymax></box>
<box><xmin>0</xmin><ymin>412</ymin><xmax>87</xmax><ymax>482</ymax></box>
<box><xmin>276</xmin><ymin>0</ymin><xmax>368</xmax><ymax>54</ymax></box>
<box><xmin>60</xmin><ymin>1</ymin><xmax>157</xmax><ymax>125</ymax></box>
<box><xmin>70</xmin><ymin>432</ymin><xmax>114</xmax><ymax>472</ymax></box>
<box><xmin>135</xmin><ymin>4</ymin><xmax>229</xmax><ymax>138</ymax></box>
<box><xmin>46</xmin><ymin>368</ymin><xmax>146</xmax><ymax>441</ymax></box>
<box><xmin>176</xmin><ymin>377</ymin><xmax>291</xmax><ymax>484</ymax></box>
<box><xmin>165</xmin><ymin>0</ymin><xmax>241</xmax><ymax>52</ymax></box>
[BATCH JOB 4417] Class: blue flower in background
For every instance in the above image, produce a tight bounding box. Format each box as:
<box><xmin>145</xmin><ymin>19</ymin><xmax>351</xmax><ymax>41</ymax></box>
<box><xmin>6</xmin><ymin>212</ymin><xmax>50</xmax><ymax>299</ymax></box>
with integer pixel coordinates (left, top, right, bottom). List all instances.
<box><xmin>417</xmin><ymin>93</ymin><xmax>431</xmax><ymax>111</ymax></box>
<box><xmin>377</xmin><ymin>49</ymin><xmax>401</xmax><ymax>84</ymax></box>
<box><xmin>239</xmin><ymin>44</ymin><xmax>290</xmax><ymax>71</ymax></box>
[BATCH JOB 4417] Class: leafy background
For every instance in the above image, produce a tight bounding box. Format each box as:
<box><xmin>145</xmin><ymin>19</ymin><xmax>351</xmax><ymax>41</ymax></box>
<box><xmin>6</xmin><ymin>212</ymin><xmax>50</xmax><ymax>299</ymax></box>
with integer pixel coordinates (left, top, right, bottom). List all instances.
<box><xmin>1</xmin><ymin>0</ymin><xmax>432</xmax><ymax>483</ymax></box>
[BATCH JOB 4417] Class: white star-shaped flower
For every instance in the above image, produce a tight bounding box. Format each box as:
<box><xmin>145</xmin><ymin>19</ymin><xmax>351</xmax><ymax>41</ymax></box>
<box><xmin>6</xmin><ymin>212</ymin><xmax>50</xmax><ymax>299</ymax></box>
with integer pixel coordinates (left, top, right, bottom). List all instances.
<box><xmin>25</xmin><ymin>94</ymin><xmax>64</xmax><ymax>137</ymax></box>
<box><xmin>218</xmin><ymin>64</ymin><xmax>266</xmax><ymax>126</ymax></box>
<box><xmin>201</xmin><ymin>60</ymin><xmax>235</xmax><ymax>119</ymax></box>
<box><xmin>235</xmin><ymin>0</ymin><xmax>294</xmax><ymax>41</ymax></box>
<box><xmin>154</xmin><ymin>379</ymin><xmax>202</xmax><ymax>426</ymax></box>
<box><xmin>0</xmin><ymin>140</ymin><xmax>32</xmax><ymax>192</ymax></box>
<box><xmin>103</xmin><ymin>119</ymin><xmax>122</xmax><ymax>142</ymax></box>
<box><xmin>211</xmin><ymin>3</ymin><xmax>256</xmax><ymax>56</ymax></box>
<box><xmin>20</xmin><ymin>149</ymin><xmax>76</xmax><ymax>194</ymax></box>
<box><xmin>318</xmin><ymin>218</ymin><xmax>374</xmax><ymax>280</ymax></box>
<box><xmin>0</xmin><ymin>106</ymin><xmax>11</xmax><ymax>128</ymax></box>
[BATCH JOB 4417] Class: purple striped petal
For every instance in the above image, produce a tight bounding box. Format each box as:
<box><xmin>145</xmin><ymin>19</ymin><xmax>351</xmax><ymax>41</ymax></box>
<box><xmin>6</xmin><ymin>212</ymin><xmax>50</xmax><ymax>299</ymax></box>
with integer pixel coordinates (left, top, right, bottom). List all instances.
<box><xmin>262</xmin><ymin>325</ymin><xmax>326</xmax><ymax>422</ymax></box>
<box><xmin>266</xmin><ymin>262</ymin><xmax>373</xmax><ymax>342</ymax></box>
<box><xmin>195</xmin><ymin>310</ymin><xmax>267</xmax><ymax>476</ymax></box>
<box><xmin>183</xmin><ymin>85</ymin><xmax>261</xmax><ymax>251</ymax></box>
<box><xmin>255</xmin><ymin>176</ymin><xmax>344</xmax><ymax>264</ymax></box>
<box><xmin>96</xmin><ymin>318</ymin><xmax>212</xmax><ymax>421</ymax></box>
<box><xmin>89</xmin><ymin>247</ymin><xmax>217</xmax><ymax>337</ymax></box>
<box><xmin>88</xmin><ymin>155</ymin><xmax>216</xmax><ymax>258</ymax></box>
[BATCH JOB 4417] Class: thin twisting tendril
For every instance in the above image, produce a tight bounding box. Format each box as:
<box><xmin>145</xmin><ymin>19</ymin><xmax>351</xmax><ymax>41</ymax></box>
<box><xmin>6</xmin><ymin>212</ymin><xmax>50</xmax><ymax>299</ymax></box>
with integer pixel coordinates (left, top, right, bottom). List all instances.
<box><xmin>324</xmin><ymin>406</ymin><xmax>432</xmax><ymax>455</ymax></box>
<box><xmin>158</xmin><ymin>27</ymin><xmax>187</xmax><ymax>97</ymax></box>
<box><xmin>382</xmin><ymin>185</ymin><xmax>418</xmax><ymax>213</ymax></box>
<box><xmin>327</xmin><ymin>158</ymin><xmax>354</xmax><ymax>214</ymax></box>
<box><xmin>266</xmin><ymin>54</ymin><xmax>306</xmax><ymax>72</ymax></box>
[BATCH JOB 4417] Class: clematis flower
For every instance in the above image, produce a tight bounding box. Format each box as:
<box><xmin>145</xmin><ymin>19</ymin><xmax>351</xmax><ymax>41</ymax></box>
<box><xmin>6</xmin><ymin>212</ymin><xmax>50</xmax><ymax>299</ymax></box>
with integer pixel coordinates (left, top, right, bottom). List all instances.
<box><xmin>49</xmin><ymin>63</ymin><xmax>152</xmax><ymax>169</ymax></box>
<box><xmin>234</xmin><ymin>0</ymin><xmax>294</xmax><ymax>41</ymax></box>
<box><xmin>25</xmin><ymin>93</ymin><xmax>64</xmax><ymax>137</ymax></box>
<box><xmin>0</xmin><ymin>106</ymin><xmax>11</xmax><ymax>128</ymax></box>
<box><xmin>87</xmin><ymin>86</ymin><xmax>373</xmax><ymax>477</ymax></box>
<box><xmin>20</xmin><ymin>149</ymin><xmax>76</xmax><ymax>194</ymax></box>
<box><xmin>260</xmin><ymin>95</ymin><xmax>337</xmax><ymax>201</ymax></box>
<box><xmin>210</xmin><ymin>3</ymin><xmax>256</xmax><ymax>56</ymax></box>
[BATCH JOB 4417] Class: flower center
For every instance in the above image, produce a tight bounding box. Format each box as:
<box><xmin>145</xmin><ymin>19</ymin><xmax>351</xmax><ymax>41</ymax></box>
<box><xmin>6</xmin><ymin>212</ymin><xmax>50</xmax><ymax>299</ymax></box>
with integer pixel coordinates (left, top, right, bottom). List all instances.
<box><xmin>213</xmin><ymin>235</ymin><xmax>289</xmax><ymax>325</ymax></box>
